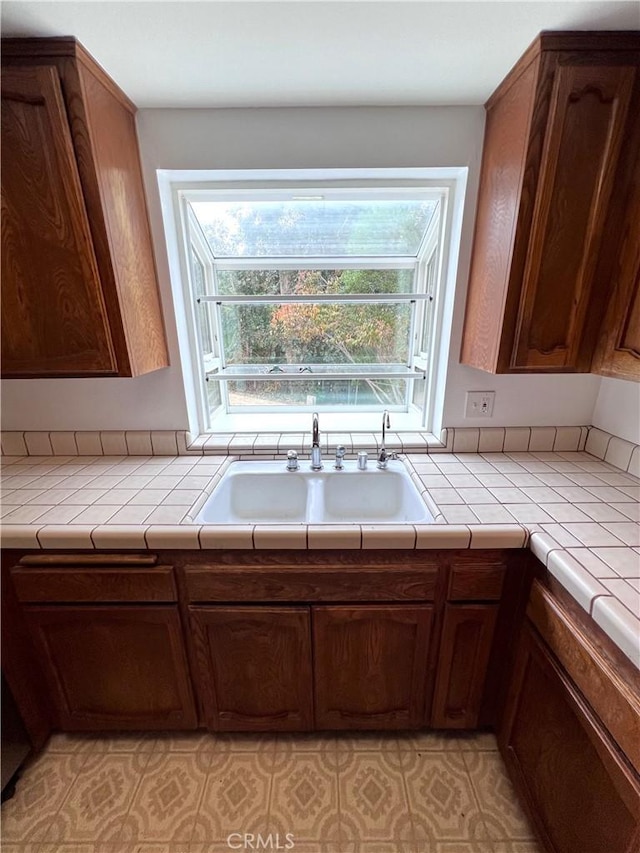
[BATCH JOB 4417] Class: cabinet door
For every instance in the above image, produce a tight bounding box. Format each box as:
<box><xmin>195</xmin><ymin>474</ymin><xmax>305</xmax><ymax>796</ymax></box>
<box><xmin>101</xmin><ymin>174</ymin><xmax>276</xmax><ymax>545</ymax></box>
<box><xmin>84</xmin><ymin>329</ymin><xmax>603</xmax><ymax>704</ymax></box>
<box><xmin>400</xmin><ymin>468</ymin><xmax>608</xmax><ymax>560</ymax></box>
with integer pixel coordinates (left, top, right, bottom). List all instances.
<box><xmin>500</xmin><ymin>623</ymin><xmax>640</xmax><ymax>853</ymax></box>
<box><xmin>313</xmin><ymin>605</ymin><xmax>432</xmax><ymax>730</ymax></box>
<box><xmin>25</xmin><ymin>606</ymin><xmax>197</xmax><ymax>731</ymax></box>
<box><xmin>591</xmin><ymin>151</ymin><xmax>640</xmax><ymax>380</ymax></box>
<box><xmin>1</xmin><ymin>65</ymin><xmax>116</xmax><ymax>376</ymax></box>
<box><xmin>431</xmin><ymin>604</ymin><xmax>498</xmax><ymax>729</ymax></box>
<box><xmin>512</xmin><ymin>62</ymin><xmax>636</xmax><ymax>371</ymax></box>
<box><xmin>190</xmin><ymin>606</ymin><xmax>313</xmax><ymax>732</ymax></box>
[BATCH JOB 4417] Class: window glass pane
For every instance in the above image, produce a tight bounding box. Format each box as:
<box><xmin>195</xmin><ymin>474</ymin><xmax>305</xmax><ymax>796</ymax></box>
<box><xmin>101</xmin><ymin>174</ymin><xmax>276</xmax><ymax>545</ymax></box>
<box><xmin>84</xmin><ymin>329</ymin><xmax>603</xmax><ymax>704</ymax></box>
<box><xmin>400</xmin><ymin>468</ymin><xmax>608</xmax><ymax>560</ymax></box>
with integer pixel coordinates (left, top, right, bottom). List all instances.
<box><xmin>411</xmin><ymin>369</ymin><xmax>426</xmax><ymax>409</ymax></box>
<box><xmin>420</xmin><ymin>254</ymin><xmax>438</xmax><ymax>354</ymax></box>
<box><xmin>191</xmin><ymin>251</ymin><xmax>213</xmax><ymax>353</ymax></box>
<box><xmin>216</xmin><ymin>268</ymin><xmax>413</xmax><ymax>296</ymax></box>
<box><xmin>191</xmin><ymin>250</ymin><xmax>206</xmax><ymax>297</ymax></box>
<box><xmin>226</xmin><ymin>378</ymin><xmax>409</xmax><ymax>408</ymax></box>
<box><xmin>191</xmin><ymin>199</ymin><xmax>437</xmax><ymax>257</ymax></box>
<box><xmin>206</xmin><ymin>376</ymin><xmax>222</xmax><ymax>413</ymax></box>
<box><xmin>220</xmin><ymin>302</ymin><xmax>412</xmax><ymax>365</ymax></box>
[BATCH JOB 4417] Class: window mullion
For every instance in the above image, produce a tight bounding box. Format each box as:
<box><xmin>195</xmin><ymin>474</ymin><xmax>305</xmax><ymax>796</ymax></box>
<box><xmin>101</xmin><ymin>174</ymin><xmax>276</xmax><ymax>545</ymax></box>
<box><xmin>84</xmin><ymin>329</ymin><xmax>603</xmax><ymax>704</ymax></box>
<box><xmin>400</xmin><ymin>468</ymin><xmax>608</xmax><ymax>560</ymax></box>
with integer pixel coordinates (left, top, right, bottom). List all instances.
<box><xmin>202</xmin><ymin>293</ymin><xmax>428</xmax><ymax>305</ymax></box>
<box><xmin>215</xmin><ymin>256</ymin><xmax>417</xmax><ymax>271</ymax></box>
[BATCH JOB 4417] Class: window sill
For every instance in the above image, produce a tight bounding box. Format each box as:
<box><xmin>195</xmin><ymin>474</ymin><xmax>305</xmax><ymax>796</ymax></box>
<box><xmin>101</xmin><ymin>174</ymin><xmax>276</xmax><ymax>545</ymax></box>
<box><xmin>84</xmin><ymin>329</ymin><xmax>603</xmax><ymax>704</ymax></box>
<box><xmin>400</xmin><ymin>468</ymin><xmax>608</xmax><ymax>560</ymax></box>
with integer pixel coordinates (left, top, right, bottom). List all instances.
<box><xmin>207</xmin><ymin>411</ymin><xmax>427</xmax><ymax>434</ymax></box>
<box><xmin>186</xmin><ymin>426</ymin><xmax>450</xmax><ymax>456</ymax></box>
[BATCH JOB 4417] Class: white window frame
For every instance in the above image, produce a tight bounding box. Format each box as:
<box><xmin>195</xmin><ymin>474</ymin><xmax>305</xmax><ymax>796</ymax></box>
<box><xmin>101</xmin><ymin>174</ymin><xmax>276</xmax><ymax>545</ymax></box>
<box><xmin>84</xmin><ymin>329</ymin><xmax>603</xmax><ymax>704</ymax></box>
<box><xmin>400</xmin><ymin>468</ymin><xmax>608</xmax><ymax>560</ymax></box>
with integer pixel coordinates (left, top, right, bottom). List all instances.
<box><xmin>160</xmin><ymin>168</ymin><xmax>466</xmax><ymax>436</ymax></box>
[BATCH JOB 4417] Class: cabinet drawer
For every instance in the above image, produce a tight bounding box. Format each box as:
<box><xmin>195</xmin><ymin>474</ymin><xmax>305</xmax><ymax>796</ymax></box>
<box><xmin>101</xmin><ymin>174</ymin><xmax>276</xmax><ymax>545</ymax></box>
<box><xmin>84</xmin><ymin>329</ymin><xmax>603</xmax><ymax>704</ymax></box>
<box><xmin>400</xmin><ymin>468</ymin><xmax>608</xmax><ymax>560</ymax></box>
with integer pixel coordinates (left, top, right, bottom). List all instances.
<box><xmin>448</xmin><ymin>562</ymin><xmax>505</xmax><ymax>601</ymax></box>
<box><xmin>11</xmin><ymin>565</ymin><xmax>176</xmax><ymax>603</ymax></box>
<box><xmin>184</xmin><ymin>566</ymin><xmax>438</xmax><ymax>603</ymax></box>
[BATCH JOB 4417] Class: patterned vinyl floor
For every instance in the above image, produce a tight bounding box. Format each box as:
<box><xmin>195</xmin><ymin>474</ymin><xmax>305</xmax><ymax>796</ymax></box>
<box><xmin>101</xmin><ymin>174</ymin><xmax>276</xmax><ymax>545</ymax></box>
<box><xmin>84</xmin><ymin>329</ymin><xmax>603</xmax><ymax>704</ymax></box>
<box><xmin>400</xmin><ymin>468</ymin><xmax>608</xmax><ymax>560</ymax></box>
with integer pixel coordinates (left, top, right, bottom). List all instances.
<box><xmin>1</xmin><ymin>731</ymin><xmax>543</xmax><ymax>853</ymax></box>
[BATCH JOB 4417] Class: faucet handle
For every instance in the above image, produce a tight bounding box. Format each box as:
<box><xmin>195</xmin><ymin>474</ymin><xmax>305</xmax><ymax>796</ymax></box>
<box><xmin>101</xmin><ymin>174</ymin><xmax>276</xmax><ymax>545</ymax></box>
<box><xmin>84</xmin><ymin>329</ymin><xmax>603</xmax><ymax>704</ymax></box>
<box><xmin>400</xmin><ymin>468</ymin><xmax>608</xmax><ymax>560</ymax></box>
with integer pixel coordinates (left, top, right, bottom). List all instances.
<box><xmin>376</xmin><ymin>448</ymin><xmax>398</xmax><ymax>470</ymax></box>
<box><xmin>286</xmin><ymin>450</ymin><xmax>299</xmax><ymax>471</ymax></box>
<box><xmin>334</xmin><ymin>445</ymin><xmax>346</xmax><ymax>470</ymax></box>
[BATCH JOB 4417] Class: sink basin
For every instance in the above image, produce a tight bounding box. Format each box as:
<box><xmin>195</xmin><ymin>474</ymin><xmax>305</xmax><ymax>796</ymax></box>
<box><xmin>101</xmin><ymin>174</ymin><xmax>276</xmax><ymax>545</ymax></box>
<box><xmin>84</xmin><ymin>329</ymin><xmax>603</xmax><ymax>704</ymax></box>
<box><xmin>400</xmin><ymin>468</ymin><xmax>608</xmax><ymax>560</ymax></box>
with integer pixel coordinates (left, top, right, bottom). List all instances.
<box><xmin>195</xmin><ymin>459</ymin><xmax>433</xmax><ymax>524</ymax></box>
<box><xmin>198</xmin><ymin>467</ymin><xmax>309</xmax><ymax>523</ymax></box>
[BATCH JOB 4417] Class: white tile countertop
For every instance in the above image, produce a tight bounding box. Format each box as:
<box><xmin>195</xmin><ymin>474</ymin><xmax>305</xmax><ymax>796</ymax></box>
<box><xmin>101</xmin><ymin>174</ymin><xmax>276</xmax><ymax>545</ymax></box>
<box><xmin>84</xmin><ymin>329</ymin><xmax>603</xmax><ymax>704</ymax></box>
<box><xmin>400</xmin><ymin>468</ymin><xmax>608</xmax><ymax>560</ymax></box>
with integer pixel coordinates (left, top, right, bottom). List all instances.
<box><xmin>1</xmin><ymin>450</ymin><xmax>638</xmax><ymax>667</ymax></box>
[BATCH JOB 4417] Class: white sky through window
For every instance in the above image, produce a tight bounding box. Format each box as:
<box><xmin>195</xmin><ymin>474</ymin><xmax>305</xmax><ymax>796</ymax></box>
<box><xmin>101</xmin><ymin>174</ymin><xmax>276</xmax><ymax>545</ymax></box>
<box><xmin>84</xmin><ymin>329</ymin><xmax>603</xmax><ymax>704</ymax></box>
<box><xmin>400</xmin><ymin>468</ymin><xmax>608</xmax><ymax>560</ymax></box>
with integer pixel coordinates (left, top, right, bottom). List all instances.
<box><xmin>190</xmin><ymin>197</ymin><xmax>438</xmax><ymax>258</ymax></box>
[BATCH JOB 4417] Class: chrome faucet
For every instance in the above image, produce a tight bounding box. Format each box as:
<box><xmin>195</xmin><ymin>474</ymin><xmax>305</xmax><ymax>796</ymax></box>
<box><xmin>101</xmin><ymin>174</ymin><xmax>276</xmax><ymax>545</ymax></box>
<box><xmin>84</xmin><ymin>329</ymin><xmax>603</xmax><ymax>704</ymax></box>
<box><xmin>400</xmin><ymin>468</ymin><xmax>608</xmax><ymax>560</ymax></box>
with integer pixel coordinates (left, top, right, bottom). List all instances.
<box><xmin>377</xmin><ymin>410</ymin><xmax>393</xmax><ymax>469</ymax></box>
<box><xmin>311</xmin><ymin>411</ymin><xmax>322</xmax><ymax>470</ymax></box>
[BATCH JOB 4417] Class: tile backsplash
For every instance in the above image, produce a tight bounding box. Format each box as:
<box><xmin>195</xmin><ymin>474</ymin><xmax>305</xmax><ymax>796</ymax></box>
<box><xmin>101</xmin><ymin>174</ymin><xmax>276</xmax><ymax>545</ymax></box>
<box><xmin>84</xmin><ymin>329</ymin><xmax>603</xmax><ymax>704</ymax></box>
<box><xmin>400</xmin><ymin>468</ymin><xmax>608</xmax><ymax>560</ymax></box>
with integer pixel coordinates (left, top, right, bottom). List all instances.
<box><xmin>1</xmin><ymin>425</ymin><xmax>638</xmax><ymax>476</ymax></box>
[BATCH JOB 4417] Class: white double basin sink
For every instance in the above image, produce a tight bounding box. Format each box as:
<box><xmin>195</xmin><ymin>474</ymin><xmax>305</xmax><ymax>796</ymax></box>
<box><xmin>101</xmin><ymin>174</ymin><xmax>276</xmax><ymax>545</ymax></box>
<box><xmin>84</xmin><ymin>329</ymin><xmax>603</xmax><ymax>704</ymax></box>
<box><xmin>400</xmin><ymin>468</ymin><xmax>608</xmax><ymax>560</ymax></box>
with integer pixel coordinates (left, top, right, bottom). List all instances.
<box><xmin>195</xmin><ymin>459</ymin><xmax>434</xmax><ymax>524</ymax></box>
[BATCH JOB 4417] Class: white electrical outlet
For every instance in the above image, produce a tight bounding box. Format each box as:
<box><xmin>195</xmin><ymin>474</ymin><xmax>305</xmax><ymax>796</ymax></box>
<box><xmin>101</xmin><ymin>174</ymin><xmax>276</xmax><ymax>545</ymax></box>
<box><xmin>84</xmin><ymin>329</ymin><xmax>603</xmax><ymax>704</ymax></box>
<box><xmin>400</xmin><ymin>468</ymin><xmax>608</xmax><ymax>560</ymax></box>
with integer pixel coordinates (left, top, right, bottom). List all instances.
<box><xmin>465</xmin><ymin>391</ymin><xmax>495</xmax><ymax>418</ymax></box>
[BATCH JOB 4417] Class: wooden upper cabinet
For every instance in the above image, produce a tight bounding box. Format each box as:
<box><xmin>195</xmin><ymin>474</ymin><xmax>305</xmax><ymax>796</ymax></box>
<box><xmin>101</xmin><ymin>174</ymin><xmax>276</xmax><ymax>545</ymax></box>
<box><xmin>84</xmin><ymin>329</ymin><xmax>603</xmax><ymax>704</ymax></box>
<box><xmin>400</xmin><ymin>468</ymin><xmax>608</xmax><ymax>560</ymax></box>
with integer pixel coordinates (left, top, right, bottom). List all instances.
<box><xmin>1</xmin><ymin>65</ymin><xmax>116</xmax><ymax>375</ymax></box>
<box><xmin>591</xmin><ymin>124</ymin><xmax>640</xmax><ymax>380</ymax></box>
<box><xmin>461</xmin><ymin>32</ymin><xmax>640</xmax><ymax>376</ymax></box>
<box><xmin>1</xmin><ymin>38</ymin><xmax>168</xmax><ymax>377</ymax></box>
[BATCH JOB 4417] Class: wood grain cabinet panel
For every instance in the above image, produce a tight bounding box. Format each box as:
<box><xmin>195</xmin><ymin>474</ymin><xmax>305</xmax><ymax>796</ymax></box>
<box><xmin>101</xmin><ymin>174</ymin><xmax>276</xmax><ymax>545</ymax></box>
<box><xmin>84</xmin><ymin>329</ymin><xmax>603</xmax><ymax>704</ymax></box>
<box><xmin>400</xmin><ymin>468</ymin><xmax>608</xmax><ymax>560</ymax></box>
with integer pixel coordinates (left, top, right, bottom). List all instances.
<box><xmin>513</xmin><ymin>63</ymin><xmax>634</xmax><ymax>370</ymax></box>
<box><xmin>1</xmin><ymin>38</ymin><xmax>168</xmax><ymax>377</ymax></box>
<box><xmin>25</xmin><ymin>605</ymin><xmax>197</xmax><ymax>731</ymax></box>
<box><xmin>500</xmin><ymin>622</ymin><xmax>640</xmax><ymax>853</ymax></box>
<box><xmin>190</xmin><ymin>606</ymin><xmax>313</xmax><ymax>732</ymax></box>
<box><xmin>1</xmin><ymin>65</ymin><xmax>116</xmax><ymax>375</ymax></box>
<box><xmin>461</xmin><ymin>32</ymin><xmax>640</xmax><ymax>375</ymax></box>
<box><xmin>313</xmin><ymin>605</ymin><xmax>433</xmax><ymax>730</ymax></box>
<box><xmin>431</xmin><ymin>604</ymin><xmax>498</xmax><ymax>729</ymax></box>
<box><xmin>591</xmin><ymin>144</ymin><xmax>640</xmax><ymax>380</ymax></box>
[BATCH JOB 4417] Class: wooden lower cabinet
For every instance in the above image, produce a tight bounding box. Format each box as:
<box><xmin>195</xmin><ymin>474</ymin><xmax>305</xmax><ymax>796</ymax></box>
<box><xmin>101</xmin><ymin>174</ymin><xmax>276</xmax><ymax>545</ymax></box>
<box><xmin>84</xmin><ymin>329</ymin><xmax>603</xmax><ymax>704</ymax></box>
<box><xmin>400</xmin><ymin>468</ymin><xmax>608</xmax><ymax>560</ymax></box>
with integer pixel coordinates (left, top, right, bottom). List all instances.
<box><xmin>313</xmin><ymin>605</ymin><xmax>433</xmax><ymax>730</ymax></box>
<box><xmin>25</xmin><ymin>605</ymin><xmax>197</xmax><ymax>731</ymax></box>
<box><xmin>500</xmin><ymin>622</ymin><xmax>640</xmax><ymax>853</ymax></box>
<box><xmin>190</xmin><ymin>606</ymin><xmax>313</xmax><ymax>732</ymax></box>
<box><xmin>431</xmin><ymin>604</ymin><xmax>498</xmax><ymax>729</ymax></box>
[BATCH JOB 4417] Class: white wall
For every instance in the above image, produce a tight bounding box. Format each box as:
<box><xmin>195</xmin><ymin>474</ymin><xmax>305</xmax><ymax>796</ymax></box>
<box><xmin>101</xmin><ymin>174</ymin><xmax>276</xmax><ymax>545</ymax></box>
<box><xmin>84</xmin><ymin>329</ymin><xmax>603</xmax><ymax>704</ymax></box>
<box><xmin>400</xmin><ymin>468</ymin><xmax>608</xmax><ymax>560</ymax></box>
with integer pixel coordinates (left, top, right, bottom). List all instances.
<box><xmin>0</xmin><ymin>105</ymin><xmax>603</xmax><ymax>432</ymax></box>
<box><xmin>591</xmin><ymin>377</ymin><xmax>640</xmax><ymax>444</ymax></box>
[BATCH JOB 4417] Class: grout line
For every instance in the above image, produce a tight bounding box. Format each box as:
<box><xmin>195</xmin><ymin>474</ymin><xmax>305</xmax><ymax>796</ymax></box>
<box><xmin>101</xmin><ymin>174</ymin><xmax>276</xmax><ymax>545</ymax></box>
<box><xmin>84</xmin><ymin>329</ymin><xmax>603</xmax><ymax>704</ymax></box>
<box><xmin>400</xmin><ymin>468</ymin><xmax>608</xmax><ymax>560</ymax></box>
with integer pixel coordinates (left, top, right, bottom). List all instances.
<box><xmin>600</xmin><ymin>432</ymin><xmax>614</xmax><ymax>462</ymax></box>
<box><xmin>589</xmin><ymin>592</ymin><xmax>612</xmax><ymax>617</ymax></box>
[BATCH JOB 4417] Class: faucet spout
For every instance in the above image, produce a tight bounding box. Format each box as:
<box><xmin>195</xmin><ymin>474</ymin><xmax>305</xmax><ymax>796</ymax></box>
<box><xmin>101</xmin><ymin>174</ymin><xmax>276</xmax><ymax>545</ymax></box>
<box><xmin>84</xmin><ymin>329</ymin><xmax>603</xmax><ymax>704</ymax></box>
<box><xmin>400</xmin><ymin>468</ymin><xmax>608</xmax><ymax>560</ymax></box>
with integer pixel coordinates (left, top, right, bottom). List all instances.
<box><xmin>311</xmin><ymin>412</ymin><xmax>322</xmax><ymax>470</ymax></box>
<box><xmin>381</xmin><ymin>410</ymin><xmax>390</xmax><ymax>451</ymax></box>
<box><xmin>377</xmin><ymin>410</ymin><xmax>392</xmax><ymax>469</ymax></box>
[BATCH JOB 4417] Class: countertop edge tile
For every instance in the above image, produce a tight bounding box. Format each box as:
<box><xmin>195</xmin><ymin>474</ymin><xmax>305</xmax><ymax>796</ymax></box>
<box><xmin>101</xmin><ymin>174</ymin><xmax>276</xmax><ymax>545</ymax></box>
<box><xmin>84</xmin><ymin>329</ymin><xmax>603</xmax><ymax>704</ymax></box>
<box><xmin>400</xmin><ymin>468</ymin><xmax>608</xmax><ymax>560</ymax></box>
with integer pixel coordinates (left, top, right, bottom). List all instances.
<box><xmin>414</xmin><ymin>524</ymin><xmax>471</xmax><ymax>549</ymax></box>
<box><xmin>37</xmin><ymin>525</ymin><xmax>96</xmax><ymax>550</ymax></box>
<box><xmin>198</xmin><ymin>525</ymin><xmax>255</xmax><ymax>549</ymax></box>
<box><xmin>546</xmin><ymin>550</ymin><xmax>610</xmax><ymax>614</ymax></box>
<box><xmin>528</xmin><ymin>531</ymin><xmax>561</xmax><ymax>565</ymax></box>
<box><xmin>592</xmin><ymin>596</ymin><xmax>640</xmax><ymax>668</ymax></box>
<box><xmin>253</xmin><ymin>525</ymin><xmax>308</xmax><ymax>549</ymax></box>
<box><xmin>0</xmin><ymin>524</ymin><xmax>43</xmax><ymax>549</ymax></box>
<box><xmin>90</xmin><ymin>525</ymin><xmax>150</xmax><ymax>549</ymax></box>
<box><xmin>361</xmin><ymin>524</ymin><xmax>416</xmax><ymax>549</ymax></box>
<box><xmin>468</xmin><ymin>524</ymin><xmax>527</xmax><ymax>549</ymax></box>
<box><xmin>144</xmin><ymin>525</ymin><xmax>202</xmax><ymax>549</ymax></box>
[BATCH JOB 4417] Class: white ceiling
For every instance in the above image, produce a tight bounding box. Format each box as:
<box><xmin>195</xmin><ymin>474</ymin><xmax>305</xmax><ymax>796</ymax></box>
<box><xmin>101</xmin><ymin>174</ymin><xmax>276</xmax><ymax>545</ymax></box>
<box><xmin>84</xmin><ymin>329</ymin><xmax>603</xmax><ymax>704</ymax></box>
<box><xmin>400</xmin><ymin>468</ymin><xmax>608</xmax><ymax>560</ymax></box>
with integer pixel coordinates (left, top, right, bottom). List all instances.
<box><xmin>2</xmin><ymin>1</ymin><xmax>638</xmax><ymax>108</ymax></box>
